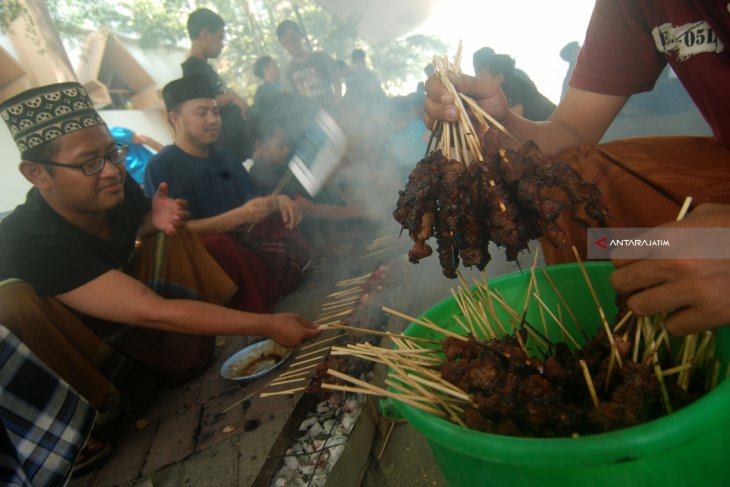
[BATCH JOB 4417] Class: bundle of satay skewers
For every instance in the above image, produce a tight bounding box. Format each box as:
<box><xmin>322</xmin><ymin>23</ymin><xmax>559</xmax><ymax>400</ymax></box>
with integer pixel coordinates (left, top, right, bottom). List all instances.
<box><xmin>393</xmin><ymin>45</ymin><xmax>607</xmax><ymax>278</ymax></box>
<box><xmin>316</xmin><ymin>249</ymin><xmax>724</xmax><ymax>438</ymax></box>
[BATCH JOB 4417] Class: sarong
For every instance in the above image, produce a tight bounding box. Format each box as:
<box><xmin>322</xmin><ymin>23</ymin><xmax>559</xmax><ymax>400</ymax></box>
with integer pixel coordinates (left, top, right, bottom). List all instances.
<box><xmin>224</xmin><ymin>216</ymin><xmax>311</xmax><ymax>300</ymax></box>
<box><xmin>0</xmin><ymin>325</ymin><xmax>95</xmax><ymax>487</ymax></box>
<box><xmin>0</xmin><ymin>228</ymin><xmax>237</xmax><ymax>410</ymax></box>
<box><xmin>541</xmin><ymin>136</ymin><xmax>730</xmax><ymax>264</ymax></box>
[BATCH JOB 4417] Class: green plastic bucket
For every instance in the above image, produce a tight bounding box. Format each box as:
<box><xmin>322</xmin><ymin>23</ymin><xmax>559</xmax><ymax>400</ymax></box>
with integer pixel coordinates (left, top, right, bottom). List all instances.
<box><xmin>397</xmin><ymin>262</ymin><xmax>730</xmax><ymax>487</ymax></box>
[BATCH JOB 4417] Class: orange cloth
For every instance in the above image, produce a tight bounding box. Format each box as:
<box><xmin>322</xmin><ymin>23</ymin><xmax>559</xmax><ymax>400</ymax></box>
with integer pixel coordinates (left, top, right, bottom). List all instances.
<box><xmin>541</xmin><ymin>136</ymin><xmax>730</xmax><ymax>264</ymax></box>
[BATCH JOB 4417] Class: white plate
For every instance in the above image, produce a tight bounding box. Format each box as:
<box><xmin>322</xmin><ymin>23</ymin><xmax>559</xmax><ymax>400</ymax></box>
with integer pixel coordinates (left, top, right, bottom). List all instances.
<box><xmin>220</xmin><ymin>339</ymin><xmax>292</xmax><ymax>381</ymax></box>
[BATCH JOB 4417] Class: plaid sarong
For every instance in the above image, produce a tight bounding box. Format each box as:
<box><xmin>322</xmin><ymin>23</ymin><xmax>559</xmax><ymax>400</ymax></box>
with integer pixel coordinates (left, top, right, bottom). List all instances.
<box><xmin>0</xmin><ymin>325</ymin><xmax>95</xmax><ymax>487</ymax></box>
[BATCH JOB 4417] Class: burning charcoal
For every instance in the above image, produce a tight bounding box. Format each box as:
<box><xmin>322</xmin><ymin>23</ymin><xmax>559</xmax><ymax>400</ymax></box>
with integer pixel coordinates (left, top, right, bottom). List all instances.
<box><xmin>283</xmin><ymin>456</ymin><xmax>300</xmax><ymax>471</ymax></box>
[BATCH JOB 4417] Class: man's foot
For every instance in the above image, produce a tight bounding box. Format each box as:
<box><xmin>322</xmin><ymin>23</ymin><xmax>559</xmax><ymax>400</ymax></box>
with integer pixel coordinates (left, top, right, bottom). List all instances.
<box><xmin>73</xmin><ymin>429</ymin><xmax>112</xmax><ymax>476</ymax></box>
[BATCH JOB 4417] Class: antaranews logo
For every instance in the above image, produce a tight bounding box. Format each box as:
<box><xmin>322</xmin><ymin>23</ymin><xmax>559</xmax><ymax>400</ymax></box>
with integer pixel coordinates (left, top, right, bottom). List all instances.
<box><xmin>588</xmin><ymin>227</ymin><xmax>730</xmax><ymax>260</ymax></box>
<box><xmin>594</xmin><ymin>237</ymin><xmax>670</xmax><ymax>249</ymax></box>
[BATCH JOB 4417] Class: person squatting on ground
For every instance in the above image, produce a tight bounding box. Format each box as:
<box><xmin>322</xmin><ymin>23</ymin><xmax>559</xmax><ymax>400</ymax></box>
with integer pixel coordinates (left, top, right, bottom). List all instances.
<box><xmin>0</xmin><ymin>82</ymin><xmax>320</xmax><ymax>417</ymax></box>
<box><xmin>144</xmin><ymin>76</ymin><xmax>311</xmax><ymax>310</ymax></box>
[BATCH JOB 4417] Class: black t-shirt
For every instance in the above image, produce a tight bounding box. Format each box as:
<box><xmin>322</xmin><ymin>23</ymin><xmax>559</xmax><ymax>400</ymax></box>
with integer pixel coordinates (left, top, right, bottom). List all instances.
<box><xmin>181</xmin><ymin>57</ymin><xmax>226</xmax><ymax>95</ymax></box>
<box><xmin>0</xmin><ymin>178</ymin><xmax>150</xmax><ymax>296</ymax></box>
<box><xmin>501</xmin><ymin>76</ymin><xmax>556</xmax><ymax>122</ymax></box>
<box><xmin>181</xmin><ymin>57</ymin><xmax>253</xmax><ymax>160</ymax></box>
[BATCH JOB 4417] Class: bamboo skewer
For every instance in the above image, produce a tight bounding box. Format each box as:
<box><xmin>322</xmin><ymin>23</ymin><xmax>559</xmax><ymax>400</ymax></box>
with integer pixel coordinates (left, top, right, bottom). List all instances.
<box><xmin>326</xmin><ymin>288</ymin><xmax>361</xmax><ymax>298</ymax></box>
<box><xmin>300</xmin><ymin>333</ymin><xmax>346</xmax><ymax>351</ymax></box>
<box><xmin>572</xmin><ymin>246</ymin><xmax>623</xmax><ymax>370</ymax></box>
<box><xmin>540</xmin><ymin>268</ymin><xmax>588</xmax><ymax>340</ymax></box>
<box><xmin>382</xmin><ymin>306</ymin><xmax>468</xmax><ymax>342</ymax></box>
<box><xmin>315</xmin><ymin>308</ymin><xmax>354</xmax><ymax>323</ymax></box>
<box><xmin>321</xmin><ymin>383</ymin><xmax>446</xmax><ymax>417</ymax></box>
<box><xmin>260</xmin><ymin>387</ymin><xmax>308</xmax><ymax>398</ymax></box>
<box><xmin>325</xmin><ymin>369</ymin><xmax>451</xmax><ymax>417</ymax></box>
<box><xmin>318</xmin><ymin>323</ymin><xmax>442</xmax><ymax>345</ymax></box>
<box><xmin>286</xmin><ymin>354</ymin><xmax>328</xmax><ymax>368</ymax></box>
<box><xmin>277</xmin><ymin>366</ymin><xmax>320</xmax><ymax>380</ymax></box>
<box><xmin>532</xmin><ymin>293</ymin><xmax>580</xmax><ymax>348</ymax></box>
<box><xmin>268</xmin><ymin>376</ymin><xmax>312</xmax><ymax>387</ymax></box>
<box><xmin>579</xmin><ymin>359</ymin><xmax>600</xmax><ymax>408</ymax></box>
<box><xmin>336</xmin><ymin>273</ymin><xmax>372</xmax><ymax>286</ymax></box>
<box><xmin>294</xmin><ymin>345</ymin><xmax>334</xmax><ymax>361</ymax></box>
<box><xmin>221</xmin><ymin>386</ymin><xmax>266</xmax><ymax>413</ymax></box>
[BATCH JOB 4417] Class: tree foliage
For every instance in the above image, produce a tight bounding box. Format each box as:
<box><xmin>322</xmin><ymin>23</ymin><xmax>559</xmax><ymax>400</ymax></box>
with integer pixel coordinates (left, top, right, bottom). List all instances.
<box><xmin>2</xmin><ymin>0</ymin><xmax>446</xmax><ymax>97</ymax></box>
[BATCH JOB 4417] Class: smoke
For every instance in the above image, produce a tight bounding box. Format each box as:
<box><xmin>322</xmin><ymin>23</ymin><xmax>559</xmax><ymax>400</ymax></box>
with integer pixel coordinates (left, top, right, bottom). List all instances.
<box><xmin>314</xmin><ymin>0</ymin><xmax>440</xmax><ymax>45</ymax></box>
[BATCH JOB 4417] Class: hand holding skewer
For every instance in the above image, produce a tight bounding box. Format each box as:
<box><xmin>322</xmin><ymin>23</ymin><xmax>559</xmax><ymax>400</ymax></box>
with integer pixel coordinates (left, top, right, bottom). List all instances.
<box><xmin>424</xmin><ymin>72</ymin><xmax>510</xmax><ymax>132</ymax></box>
<box><xmin>611</xmin><ymin>202</ymin><xmax>730</xmax><ymax>335</ymax></box>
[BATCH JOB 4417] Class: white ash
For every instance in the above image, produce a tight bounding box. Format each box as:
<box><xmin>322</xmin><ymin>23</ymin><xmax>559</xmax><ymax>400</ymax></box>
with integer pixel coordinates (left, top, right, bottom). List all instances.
<box><xmin>271</xmin><ymin>392</ymin><xmax>364</xmax><ymax>487</ymax></box>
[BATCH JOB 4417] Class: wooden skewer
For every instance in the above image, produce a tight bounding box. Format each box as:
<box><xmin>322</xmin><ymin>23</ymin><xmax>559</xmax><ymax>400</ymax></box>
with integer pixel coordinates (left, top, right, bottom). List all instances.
<box><xmin>286</xmin><ymin>354</ymin><xmax>328</xmax><ymax>368</ymax></box>
<box><xmin>221</xmin><ymin>386</ymin><xmax>265</xmax><ymax>413</ymax></box>
<box><xmin>661</xmin><ymin>363</ymin><xmax>693</xmax><ymax>377</ymax></box>
<box><xmin>316</xmin><ymin>320</ymin><xmax>346</xmax><ymax>328</ymax></box>
<box><xmin>676</xmin><ymin>196</ymin><xmax>692</xmax><ymax>221</ymax></box>
<box><xmin>268</xmin><ymin>376</ymin><xmax>312</xmax><ymax>387</ymax></box>
<box><xmin>300</xmin><ymin>333</ymin><xmax>345</xmax><ymax>351</ymax></box>
<box><xmin>336</xmin><ymin>273</ymin><xmax>372</xmax><ymax>286</ymax></box>
<box><xmin>382</xmin><ymin>306</ymin><xmax>468</xmax><ymax>342</ymax></box>
<box><xmin>339</xmin><ymin>344</ymin><xmax>441</xmax><ymax>356</ymax></box>
<box><xmin>277</xmin><ymin>366</ymin><xmax>320</xmax><ymax>380</ymax></box>
<box><xmin>260</xmin><ymin>386</ymin><xmax>307</xmax><ymax>398</ymax></box>
<box><xmin>377</xmin><ymin>421</ymin><xmax>396</xmax><ymax>461</ymax></box>
<box><xmin>458</xmin><ymin>93</ymin><xmax>518</xmax><ymax>143</ymax></box>
<box><xmin>315</xmin><ymin>308</ymin><xmax>354</xmax><ymax>323</ymax></box>
<box><xmin>532</xmin><ymin>293</ymin><xmax>580</xmax><ymax>348</ymax></box>
<box><xmin>540</xmin><ymin>267</ymin><xmax>588</xmax><ymax>340</ymax></box>
<box><xmin>654</xmin><ymin>364</ymin><xmax>672</xmax><ymax>414</ymax></box>
<box><xmin>579</xmin><ymin>359</ymin><xmax>599</xmax><ymax>408</ymax></box>
<box><xmin>327</xmin><ymin>368</ymin><xmax>448</xmax><ymax>411</ymax></box>
<box><xmin>318</xmin><ymin>323</ymin><xmax>441</xmax><ymax>345</ymax></box>
<box><xmin>321</xmin><ymin>383</ymin><xmax>446</xmax><ymax>417</ymax></box>
<box><xmin>293</xmin><ymin>345</ymin><xmax>332</xmax><ymax>361</ymax></box>
<box><xmin>247</xmin><ymin>170</ymin><xmax>292</xmax><ymax>232</ymax></box>
<box><xmin>572</xmin><ymin>246</ymin><xmax>623</xmax><ymax>369</ymax></box>
<box><xmin>321</xmin><ymin>300</ymin><xmax>358</xmax><ymax>312</ymax></box>
<box><xmin>612</xmin><ymin>311</ymin><xmax>634</xmax><ymax>333</ymax></box>
<box><xmin>326</xmin><ymin>288</ymin><xmax>361</xmax><ymax>298</ymax></box>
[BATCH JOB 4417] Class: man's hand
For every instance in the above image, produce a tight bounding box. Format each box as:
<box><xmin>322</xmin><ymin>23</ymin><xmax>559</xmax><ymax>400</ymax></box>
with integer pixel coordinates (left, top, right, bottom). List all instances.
<box><xmin>276</xmin><ymin>195</ymin><xmax>302</xmax><ymax>229</ymax></box>
<box><xmin>611</xmin><ymin>203</ymin><xmax>730</xmax><ymax>335</ymax></box>
<box><xmin>268</xmin><ymin>312</ymin><xmax>322</xmax><ymax>347</ymax></box>
<box><xmin>151</xmin><ymin>182</ymin><xmax>189</xmax><ymax>235</ymax></box>
<box><xmin>424</xmin><ymin>72</ymin><xmax>509</xmax><ymax>130</ymax></box>
<box><xmin>239</xmin><ymin>196</ymin><xmax>276</xmax><ymax>224</ymax></box>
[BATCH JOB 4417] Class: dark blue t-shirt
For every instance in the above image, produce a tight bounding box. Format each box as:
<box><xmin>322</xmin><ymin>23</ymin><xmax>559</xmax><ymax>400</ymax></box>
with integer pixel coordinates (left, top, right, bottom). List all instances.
<box><xmin>144</xmin><ymin>144</ymin><xmax>260</xmax><ymax>219</ymax></box>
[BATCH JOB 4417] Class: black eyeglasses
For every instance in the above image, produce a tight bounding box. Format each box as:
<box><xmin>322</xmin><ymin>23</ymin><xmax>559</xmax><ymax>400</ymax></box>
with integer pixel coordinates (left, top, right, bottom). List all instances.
<box><xmin>41</xmin><ymin>144</ymin><xmax>128</xmax><ymax>176</ymax></box>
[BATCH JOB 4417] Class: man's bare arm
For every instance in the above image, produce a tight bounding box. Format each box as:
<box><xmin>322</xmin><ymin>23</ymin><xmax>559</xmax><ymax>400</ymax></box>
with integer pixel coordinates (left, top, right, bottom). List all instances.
<box><xmin>56</xmin><ymin>270</ymin><xmax>320</xmax><ymax>346</ymax></box>
<box><xmin>424</xmin><ymin>74</ymin><xmax>628</xmax><ymax>156</ymax></box>
<box><xmin>185</xmin><ymin>196</ymin><xmax>275</xmax><ymax>237</ymax></box>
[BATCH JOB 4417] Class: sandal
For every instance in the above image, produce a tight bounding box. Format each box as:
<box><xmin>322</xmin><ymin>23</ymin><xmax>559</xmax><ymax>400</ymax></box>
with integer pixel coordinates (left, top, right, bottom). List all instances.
<box><xmin>73</xmin><ymin>429</ymin><xmax>112</xmax><ymax>476</ymax></box>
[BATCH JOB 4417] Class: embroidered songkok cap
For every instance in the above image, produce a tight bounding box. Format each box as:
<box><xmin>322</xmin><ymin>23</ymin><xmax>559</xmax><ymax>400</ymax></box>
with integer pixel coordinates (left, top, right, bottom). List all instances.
<box><xmin>0</xmin><ymin>82</ymin><xmax>105</xmax><ymax>154</ymax></box>
<box><xmin>162</xmin><ymin>76</ymin><xmax>216</xmax><ymax>112</ymax></box>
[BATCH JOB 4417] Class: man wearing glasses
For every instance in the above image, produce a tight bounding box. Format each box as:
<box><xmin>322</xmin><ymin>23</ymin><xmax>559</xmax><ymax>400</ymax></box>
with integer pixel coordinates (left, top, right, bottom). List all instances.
<box><xmin>0</xmin><ymin>82</ymin><xmax>320</xmax><ymax>415</ymax></box>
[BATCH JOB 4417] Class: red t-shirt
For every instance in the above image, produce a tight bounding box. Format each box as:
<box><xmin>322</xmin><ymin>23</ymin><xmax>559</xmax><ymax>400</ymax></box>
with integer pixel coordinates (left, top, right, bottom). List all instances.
<box><xmin>571</xmin><ymin>0</ymin><xmax>730</xmax><ymax>148</ymax></box>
